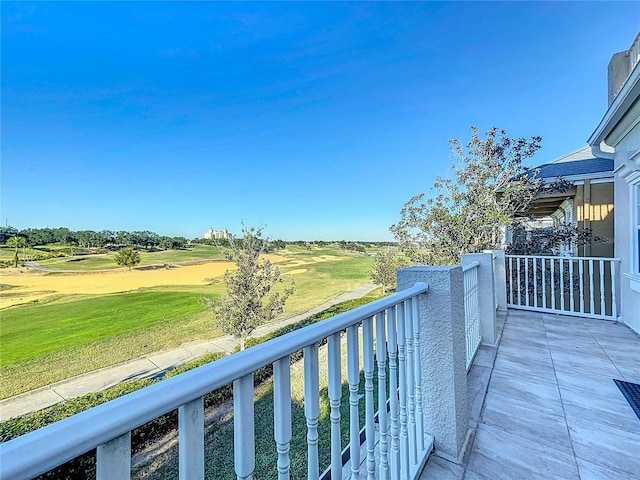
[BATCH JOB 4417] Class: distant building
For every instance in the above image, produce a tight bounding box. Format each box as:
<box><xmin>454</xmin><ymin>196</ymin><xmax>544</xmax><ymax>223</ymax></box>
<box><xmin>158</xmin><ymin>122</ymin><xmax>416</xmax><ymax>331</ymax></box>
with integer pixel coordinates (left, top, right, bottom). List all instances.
<box><xmin>204</xmin><ymin>228</ymin><xmax>229</xmax><ymax>240</ymax></box>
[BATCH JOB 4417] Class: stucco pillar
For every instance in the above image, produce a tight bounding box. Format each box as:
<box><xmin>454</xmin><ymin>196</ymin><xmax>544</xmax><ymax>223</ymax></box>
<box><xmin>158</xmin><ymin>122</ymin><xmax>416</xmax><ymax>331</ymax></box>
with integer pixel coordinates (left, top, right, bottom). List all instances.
<box><xmin>488</xmin><ymin>250</ymin><xmax>508</xmax><ymax>315</ymax></box>
<box><xmin>463</xmin><ymin>253</ymin><xmax>498</xmax><ymax>346</ymax></box>
<box><xmin>397</xmin><ymin>266</ymin><xmax>470</xmax><ymax>463</ymax></box>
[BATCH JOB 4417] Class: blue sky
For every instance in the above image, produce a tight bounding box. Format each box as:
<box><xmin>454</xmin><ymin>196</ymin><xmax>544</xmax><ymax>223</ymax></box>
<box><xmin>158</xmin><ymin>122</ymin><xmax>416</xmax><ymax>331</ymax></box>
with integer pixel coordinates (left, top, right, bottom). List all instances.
<box><xmin>2</xmin><ymin>2</ymin><xmax>639</xmax><ymax>241</ymax></box>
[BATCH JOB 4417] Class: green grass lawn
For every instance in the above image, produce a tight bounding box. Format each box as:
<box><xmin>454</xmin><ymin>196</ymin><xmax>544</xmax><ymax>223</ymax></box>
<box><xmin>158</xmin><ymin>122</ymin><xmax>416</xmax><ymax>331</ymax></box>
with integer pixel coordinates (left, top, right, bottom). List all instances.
<box><xmin>1</xmin><ymin>292</ymin><xmax>208</xmax><ymax>366</ymax></box>
<box><xmin>0</xmin><ymin>246</ymin><xmax>375</xmax><ymax>398</ymax></box>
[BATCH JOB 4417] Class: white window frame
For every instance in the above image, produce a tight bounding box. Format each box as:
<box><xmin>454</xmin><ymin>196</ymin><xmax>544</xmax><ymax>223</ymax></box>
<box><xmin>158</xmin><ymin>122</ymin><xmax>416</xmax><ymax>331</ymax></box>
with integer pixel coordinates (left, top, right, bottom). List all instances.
<box><xmin>627</xmin><ymin>171</ymin><xmax>640</xmax><ymax>292</ymax></box>
<box><xmin>631</xmin><ymin>176</ymin><xmax>640</xmax><ymax>271</ymax></box>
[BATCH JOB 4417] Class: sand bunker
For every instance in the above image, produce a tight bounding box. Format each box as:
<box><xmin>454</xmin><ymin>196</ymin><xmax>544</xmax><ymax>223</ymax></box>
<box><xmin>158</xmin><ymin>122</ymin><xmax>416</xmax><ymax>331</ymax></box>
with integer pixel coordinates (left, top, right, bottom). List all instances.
<box><xmin>285</xmin><ymin>269</ymin><xmax>308</xmax><ymax>275</ymax></box>
<box><xmin>0</xmin><ymin>253</ymin><xmax>300</xmax><ymax>309</ymax></box>
<box><xmin>0</xmin><ymin>262</ymin><xmax>236</xmax><ymax>309</ymax></box>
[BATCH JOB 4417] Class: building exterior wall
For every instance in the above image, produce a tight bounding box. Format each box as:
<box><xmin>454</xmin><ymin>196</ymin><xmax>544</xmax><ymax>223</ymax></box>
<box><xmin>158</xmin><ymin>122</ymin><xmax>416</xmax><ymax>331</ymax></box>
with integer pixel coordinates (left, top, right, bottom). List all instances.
<box><xmin>575</xmin><ymin>181</ymin><xmax>615</xmax><ymax>257</ymax></box>
<box><xmin>611</xmin><ymin>132</ymin><xmax>640</xmax><ymax>333</ymax></box>
<box><xmin>589</xmin><ymin>31</ymin><xmax>640</xmax><ymax>333</ymax></box>
<box><xmin>204</xmin><ymin>228</ymin><xmax>229</xmax><ymax>240</ymax></box>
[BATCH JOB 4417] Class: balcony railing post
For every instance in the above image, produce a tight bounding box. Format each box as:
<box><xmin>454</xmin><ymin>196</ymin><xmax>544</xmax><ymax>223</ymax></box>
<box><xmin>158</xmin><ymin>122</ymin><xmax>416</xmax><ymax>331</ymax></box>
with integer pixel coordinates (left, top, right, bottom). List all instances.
<box><xmin>484</xmin><ymin>250</ymin><xmax>507</xmax><ymax>314</ymax></box>
<box><xmin>463</xmin><ymin>252</ymin><xmax>498</xmax><ymax>346</ymax></box>
<box><xmin>96</xmin><ymin>432</ymin><xmax>131</xmax><ymax>480</ymax></box>
<box><xmin>397</xmin><ymin>266</ymin><xmax>470</xmax><ymax>464</ymax></box>
<box><xmin>178</xmin><ymin>397</ymin><xmax>204</xmax><ymax>480</ymax></box>
<box><xmin>234</xmin><ymin>373</ymin><xmax>255</xmax><ymax>480</ymax></box>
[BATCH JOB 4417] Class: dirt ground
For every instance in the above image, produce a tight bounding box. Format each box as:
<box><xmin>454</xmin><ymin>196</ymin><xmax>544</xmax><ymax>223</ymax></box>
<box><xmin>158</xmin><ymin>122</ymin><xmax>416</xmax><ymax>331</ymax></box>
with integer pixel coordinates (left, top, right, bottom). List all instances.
<box><xmin>0</xmin><ymin>255</ymin><xmax>287</xmax><ymax>309</ymax></box>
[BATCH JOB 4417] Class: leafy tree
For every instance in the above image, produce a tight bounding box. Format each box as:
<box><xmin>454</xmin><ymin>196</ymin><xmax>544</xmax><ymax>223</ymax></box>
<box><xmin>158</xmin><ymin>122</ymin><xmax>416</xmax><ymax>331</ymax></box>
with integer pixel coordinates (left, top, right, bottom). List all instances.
<box><xmin>369</xmin><ymin>251</ymin><xmax>408</xmax><ymax>294</ymax></box>
<box><xmin>53</xmin><ymin>227</ymin><xmax>75</xmax><ymax>245</ymax></box>
<box><xmin>115</xmin><ymin>231</ymin><xmax>132</xmax><ymax>246</ymax></box>
<box><xmin>6</xmin><ymin>236</ymin><xmax>27</xmax><ymax>267</ymax></box>
<box><xmin>114</xmin><ymin>247</ymin><xmax>141</xmax><ymax>270</ymax></box>
<box><xmin>0</xmin><ymin>226</ymin><xmax>19</xmax><ymax>244</ymax></box>
<box><xmin>20</xmin><ymin>227</ymin><xmax>55</xmax><ymax>246</ymax></box>
<box><xmin>270</xmin><ymin>239</ymin><xmax>286</xmax><ymax>250</ymax></box>
<box><xmin>391</xmin><ymin>127</ymin><xmax>547</xmax><ymax>265</ymax></box>
<box><xmin>204</xmin><ymin>225</ymin><xmax>295</xmax><ymax>350</ymax></box>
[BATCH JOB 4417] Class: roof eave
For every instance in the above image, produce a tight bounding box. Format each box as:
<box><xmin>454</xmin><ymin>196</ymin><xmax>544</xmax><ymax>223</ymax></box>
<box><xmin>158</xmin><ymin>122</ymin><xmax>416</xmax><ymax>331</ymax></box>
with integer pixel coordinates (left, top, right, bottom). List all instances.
<box><xmin>540</xmin><ymin>171</ymin><xmax>614</xmax><ymax>183</ymax></box>
<box><xmin>588</xmin><ymin>62</ymin><xmax>640</xmax><ymax>147</ymax></box>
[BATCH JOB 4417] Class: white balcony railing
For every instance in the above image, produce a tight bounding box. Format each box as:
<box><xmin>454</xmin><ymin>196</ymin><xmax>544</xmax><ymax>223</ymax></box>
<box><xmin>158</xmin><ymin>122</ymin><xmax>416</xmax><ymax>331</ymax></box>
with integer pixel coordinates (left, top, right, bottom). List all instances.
<box><xmin>462</xmin><ymin>261</ymin><xmax>481</xmax><ymax>370</ymax></box>
<box><xmin>1</xmin><ymin>283</ymin><xmax>432</xmax><ymax>480</ymax></box>
<box><xmin>506</xmin><ymin>255</ymin><xmax>620</xmax><ymax>320</ymax></box>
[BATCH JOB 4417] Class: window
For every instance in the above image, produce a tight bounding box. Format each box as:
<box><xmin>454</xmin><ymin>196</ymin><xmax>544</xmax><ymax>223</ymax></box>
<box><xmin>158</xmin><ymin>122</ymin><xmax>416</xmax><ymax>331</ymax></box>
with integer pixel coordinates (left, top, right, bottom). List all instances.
<box><xmin>622</xmin><ymin>162</ymin><xmax>640</xmax><ymax>292</ymax></box>
<box><xmin>634</xmin><ymin>183</ymin><xmax>640</xmax><ymax>274</ymax></box>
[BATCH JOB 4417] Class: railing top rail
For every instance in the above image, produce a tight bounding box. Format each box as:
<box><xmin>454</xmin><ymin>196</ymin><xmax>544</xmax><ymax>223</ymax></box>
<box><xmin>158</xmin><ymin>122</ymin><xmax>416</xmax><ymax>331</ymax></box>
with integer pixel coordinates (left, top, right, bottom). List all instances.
<box><xmin>0</xmin><ymin>282</ymin><xmax>428</xmax><ymax>480</ymax></box>
<box><xmin>462</xmin><ymin>261</ymin><xmax>480</xmax><ymax>272</ymax></box>
<box><xmin>505</xmin><ymin>254</ymin><xmax>621</xmax><ymax>262</ymax></box>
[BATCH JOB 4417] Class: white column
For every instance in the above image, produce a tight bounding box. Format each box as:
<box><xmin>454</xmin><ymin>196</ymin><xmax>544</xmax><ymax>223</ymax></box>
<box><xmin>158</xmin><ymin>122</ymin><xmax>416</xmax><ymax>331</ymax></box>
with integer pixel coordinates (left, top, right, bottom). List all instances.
<box><xmin>463</xmin><ymin>253</ymin><xmax>498</xmax><ymax>346</ymax></box>
<box><xmin>179</xmin><ymin>397</ymin><xmax>204</xmax><ymax>480</ymax></box>
<box><xmin>387</xmin><ymin>306</ymin><xmax>400</xmax><ymax>479</ymax></box>
<box><xmin>398</xmin><ymin>266</ymin><xmax>470</xmax><ymax>464</ymax></box>
<box><xmin>375</xmin><ymin>311</ymin><xmax>390</xmax><ymax>479</ymax></box>
<box><xmin>347</xmin><ymin>324</ymin><xmax>361</xmax><ymax>480</ymax></box>
<box><xmin>363</xmin><ymin>317</ymin><xmax>376</xmax><ymax>480</ymax></box>
<box><xmin>304</xmin><ymin>344</ymin><xmax>320</xmax><ymax>480</ymax></box>
<box><xmin>327</xmin><ymin>333</ymin><xmax>343</xmax><ymax>480</ymax></box>
<box><xmin>234</xmin><ymin>374</ymin><xmax>255</xmax><ymax>480</ymax></box>
<box><xmin>273</xmin><ymin>357</ymin><xmax>292</xmax><ymax>480</ymax></box>
<box><xmin>97</xmin><ymin>432</ymin><xmax>131</xmax><ymax>480</ymax></box>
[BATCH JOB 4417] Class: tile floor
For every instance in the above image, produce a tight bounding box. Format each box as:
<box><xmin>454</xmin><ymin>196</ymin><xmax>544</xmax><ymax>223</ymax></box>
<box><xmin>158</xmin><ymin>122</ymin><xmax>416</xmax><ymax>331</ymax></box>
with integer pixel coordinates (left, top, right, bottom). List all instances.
<box><xmin>419</xmin><ymin>309</ymin><xmax>640</xmax><ymax>480</ymax></box>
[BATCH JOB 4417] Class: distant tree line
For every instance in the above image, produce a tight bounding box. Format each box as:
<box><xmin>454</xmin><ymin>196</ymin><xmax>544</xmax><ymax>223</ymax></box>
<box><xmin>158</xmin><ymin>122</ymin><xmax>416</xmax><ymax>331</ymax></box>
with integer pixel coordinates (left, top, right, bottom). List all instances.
<box><xmin>0</xmin><ymin>226</ymin><xmax>189</xmax><ymax>251</ymax></box>
<box><xmin>0</xmin><ymin>226</ymin><xmax>399</xmax><ymax>253</ymax></box>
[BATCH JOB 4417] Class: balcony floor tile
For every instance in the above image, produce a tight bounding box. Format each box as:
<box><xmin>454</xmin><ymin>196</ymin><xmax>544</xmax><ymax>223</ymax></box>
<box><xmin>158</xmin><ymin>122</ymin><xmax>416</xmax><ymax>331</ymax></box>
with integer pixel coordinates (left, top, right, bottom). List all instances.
<box><xmin>419</xmin><ymin>309</ymin><xmax>640</xmax><ymax>480</ymax></box>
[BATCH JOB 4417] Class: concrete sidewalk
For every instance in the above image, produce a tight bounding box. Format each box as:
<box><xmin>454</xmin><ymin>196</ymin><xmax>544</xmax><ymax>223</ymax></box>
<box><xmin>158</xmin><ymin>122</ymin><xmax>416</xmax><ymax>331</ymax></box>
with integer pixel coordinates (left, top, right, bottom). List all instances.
<box><xmin>0</xmin><ymin>284</ymin><xmax>378</xmax><ymax>422</ymax></box>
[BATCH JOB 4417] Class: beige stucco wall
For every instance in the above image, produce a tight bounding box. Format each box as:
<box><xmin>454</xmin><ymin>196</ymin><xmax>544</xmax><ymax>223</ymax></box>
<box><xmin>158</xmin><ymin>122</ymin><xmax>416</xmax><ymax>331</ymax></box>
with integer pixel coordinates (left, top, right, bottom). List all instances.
<box><xmin>575</xmin><ymin>181</ymin><xmax>614</xmax><ymax>257</ymax></box>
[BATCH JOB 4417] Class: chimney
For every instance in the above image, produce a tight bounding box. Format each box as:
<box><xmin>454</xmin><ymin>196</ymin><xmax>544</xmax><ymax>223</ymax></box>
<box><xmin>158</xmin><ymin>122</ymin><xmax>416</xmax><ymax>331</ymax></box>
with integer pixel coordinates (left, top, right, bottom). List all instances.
<box><xmin>607</xmin><ymin>51</ymin><xmax>630</xmax><ymax>107</ymax></box>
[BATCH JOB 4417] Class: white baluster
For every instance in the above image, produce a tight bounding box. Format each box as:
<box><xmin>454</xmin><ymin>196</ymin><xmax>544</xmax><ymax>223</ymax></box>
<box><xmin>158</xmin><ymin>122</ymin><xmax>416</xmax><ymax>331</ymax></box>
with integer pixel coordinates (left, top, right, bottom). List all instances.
<box><xmin>579</xmin><ymin>259</ymin><xmax>585</xmax><ymax>313</ymax></box>
<box><xmin>508</xmin><ymin>256</ymin><xmax>513</xmax><ymax>305</ymax></box>
<box><xmin>396</xmin><ymin>302</ymin><xmax>409</xmax><ymax>479</ymax></box>
<box><xmin>363</xmin><ymin>317</ymin><xmax>376</xmax><ymax>480</ymax></box>
<box><xmin>569</xmin><ymin>259</ymin><xmax>575</xmax><ymax>312</ymax></box>
<box><xmin>464</xmin><ymin>268</ymin><xmax>470</xmax><ymax>365</ymax></box>
<box><xmin>551</xmin><ymin>258</ymin><xmax>556</xmax><ymax>309</ymax></box>
<box><xmin>375</xmin><ymin>312</ymin><xmax>389</xmax><ymax>480</ymax></box>
<box><xmin>611</xmin><ymin>261</ymin><xmax>618</xmax><ymax>319</ymax></box>
<box><xmin>533</xmin><ymin>257</ymin><xmax>538</xmax><ymax>308</ymax></box>
<box><xmin>517</xmin><ymin>258</ymin><xmax>522</xmax><ymax>305</ymax></box>
<box><xmin>304</xmin><ymin>344</ymin><xmax>320</xmax><ymax>480</ymax></box>
<box><xmin>599</xmin><ymin>260</ymin><xmax>606</xmax><ymax>317</ymax></box>
<box><xmin>412</xmin><ymin>297</ymin><xmax>424</xmax><ymax>453</ymax></box>
<box><xmin>97</xmin><ymin>432</ymin><xmax>131</xmax><ymax>480</ymax></box>
<box><xmin>234</xmin><ymin>374</ymin><xmax>255</xmax><ymax>480</ymax></box>
<box><xmin>347</xmin><ymin>324</ymin><xmax>361</xmax><ymax>479</ymax></box>
<box><xmin>179</xmin><ymin>397</ymin><xmax>204</xmax><ymax>480</ymax></box>
<box><xmin>387</xmin><ymin>306</ymin><xmax>400</xmax><ymax>479</ymax></box>
<box><xmin>541</xmin><ymin>258</ymin><xmax>547</xmax><ymax>309</ymax></box>
<box><xmin>404</xmin><ymin>300</ymin><xmax>417</xmax><ymax>465</ymax></box>
<box><xmin>589</xmin><ymin>259</ymin><xmax>595</xmax><ymax>314</ymax></box>
<box><xmin>273</xmin><ymin>356</ymin><xmax>291</xmax><ymax>480</ymax></box>
<box><xmin>525</xmin><ymin>257</ymin><xmax>530</xmax><ymax>306</ymax></box>
<box><xmin>559</xmin><ymin>258</ymin><xmax>565</xmax><ymax>311</ymax></box>
<box><xmin>328</xmin><ymin>333</ymin><xmax>343</xmax><ymax>480</ymax></box>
